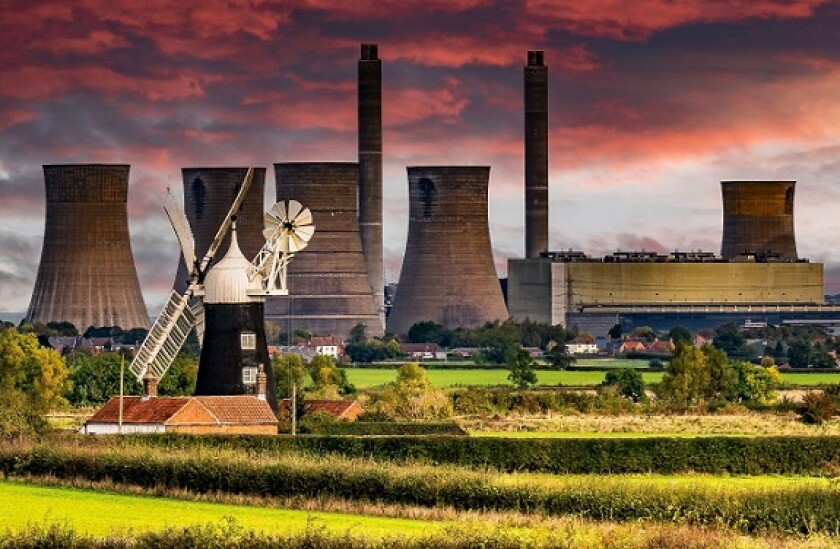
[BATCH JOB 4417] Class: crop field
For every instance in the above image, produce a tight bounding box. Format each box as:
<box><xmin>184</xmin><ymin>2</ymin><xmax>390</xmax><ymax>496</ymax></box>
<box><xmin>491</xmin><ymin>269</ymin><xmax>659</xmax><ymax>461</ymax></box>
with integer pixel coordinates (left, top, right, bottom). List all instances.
<box><xmin>345</xmin><ymin>367</ymin><xmax>840</xmax><ymax>388</ymax></box>
<box><xmin>344</xmin><ymin>368</ymin><xmax>661</xmax><ymax>387</ymax></box>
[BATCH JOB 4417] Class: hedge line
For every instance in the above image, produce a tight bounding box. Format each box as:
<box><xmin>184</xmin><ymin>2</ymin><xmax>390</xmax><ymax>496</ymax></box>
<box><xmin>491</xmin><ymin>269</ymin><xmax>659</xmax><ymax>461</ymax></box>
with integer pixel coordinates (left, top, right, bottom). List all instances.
<box><xmin>120</xmin><ymin>433</ymin><xmax>840</xmax><ymax>475</ymax></box>
<box><xmin>2</xmin><ymin>446</ymin><xmax>840</xmax><ymax>534</ymax></box>
<box><xmin>300</xmin><ymin>421</ymin><xmax>466</xmax><ymax>436</ymax></box>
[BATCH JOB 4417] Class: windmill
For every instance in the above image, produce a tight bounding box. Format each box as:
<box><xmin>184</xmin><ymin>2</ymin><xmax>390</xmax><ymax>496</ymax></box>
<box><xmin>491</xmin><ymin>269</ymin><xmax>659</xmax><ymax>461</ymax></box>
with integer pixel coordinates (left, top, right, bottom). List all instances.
<box><xmin>129</xmin><ymin>167</ymin><xmax>314</xmax><ymax>408</ymax></box>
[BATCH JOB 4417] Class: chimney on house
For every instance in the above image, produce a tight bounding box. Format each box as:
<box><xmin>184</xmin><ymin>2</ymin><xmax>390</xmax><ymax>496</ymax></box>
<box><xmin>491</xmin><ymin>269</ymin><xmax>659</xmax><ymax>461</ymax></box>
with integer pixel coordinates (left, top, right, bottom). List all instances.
<box><xmin>142</xmin><ymin>374</ymin><xmax>158</xmax><ymax>400</ymax></box>
<box><xmin>256</xmin><ymin>363</ymin><xmax>267</xmax><ymax>401</ymax></box>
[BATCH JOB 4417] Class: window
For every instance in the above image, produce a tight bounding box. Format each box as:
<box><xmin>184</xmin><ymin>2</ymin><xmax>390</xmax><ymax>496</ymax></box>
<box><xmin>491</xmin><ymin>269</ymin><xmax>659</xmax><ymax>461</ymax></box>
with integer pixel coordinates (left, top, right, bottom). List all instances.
<box><xmin>242</xmin><ymin>366</ymin><xmax>258</xmax><ymax>385</ymax></box>
<box><xmin>240</xmin><ymin>332</ymin><xmax>256</xmax><ymax>350</ymax></box>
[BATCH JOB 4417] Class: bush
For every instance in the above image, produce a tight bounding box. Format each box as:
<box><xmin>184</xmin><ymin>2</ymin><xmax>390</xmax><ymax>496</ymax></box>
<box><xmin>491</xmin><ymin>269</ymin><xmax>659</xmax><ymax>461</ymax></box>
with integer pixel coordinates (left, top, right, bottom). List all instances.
<box><xmin>601</xmin><ymin>369</ymin><xmax>645</xmax><ymax>402</ymax></box>
<box><xmin>798</xmin><ymin>391</ymin><xmax>836</xmax><ymax>425</ymax></box>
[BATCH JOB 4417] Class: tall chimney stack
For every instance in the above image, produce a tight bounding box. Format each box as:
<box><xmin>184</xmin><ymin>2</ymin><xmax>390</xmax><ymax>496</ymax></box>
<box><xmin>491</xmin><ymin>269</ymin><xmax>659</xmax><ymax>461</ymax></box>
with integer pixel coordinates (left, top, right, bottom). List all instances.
<box><xmin>358</xmin><ymin>43</ymin><xmax>385</xmax><ymax>328</ymax></box>
<box><xmin>524</xmin><ymin>50</ymin><xmax>548</xmax><ymax>258</ymax></box>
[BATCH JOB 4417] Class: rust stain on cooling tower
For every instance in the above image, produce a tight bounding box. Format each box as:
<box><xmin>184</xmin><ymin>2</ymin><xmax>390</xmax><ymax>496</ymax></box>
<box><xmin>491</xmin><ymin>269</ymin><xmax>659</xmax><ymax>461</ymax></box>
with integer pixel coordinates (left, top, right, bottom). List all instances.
<box><xmin>720</xmin><ymin>181</ymin><xmax>798</xmax><ymax>260</ymax></box>
<box><xmin>265</xmin><ymin>162</ymin><xmax>382</xmax><ymax>337</ymax></box>
<box><xmin>25</xmin><ymin>164</ymin><xmax>149</xmax><ymax>330</ymax></box>
<box><xmin>173</xmin><ymin>167</ymin><xmax>266</xmax><ymax>294</ymax></box>
<box><xmin>387</xmin><ymin>166</ymin><xmax>509</xmax><ymax>335</ymax></box>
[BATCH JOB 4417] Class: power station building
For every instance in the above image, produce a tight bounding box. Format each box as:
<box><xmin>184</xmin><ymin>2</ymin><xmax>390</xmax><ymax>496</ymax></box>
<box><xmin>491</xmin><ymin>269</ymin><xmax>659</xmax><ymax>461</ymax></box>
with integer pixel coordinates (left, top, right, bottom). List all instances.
<box><xmin>25</xmin><ymin>164</ymin><xmax>149</xmax><ymax>331</ymax></box>
<box><xmin>507</xmin><ymin>49</ymin><xmax>828</xmax><ymax>333</ymax></box>
<box><xmin>265</xmin><ymin>163</ymin><xmax>382</xmax><ymax>336</ymax></box>
<box><xmin>387</xmin><ymin>166</ymin><xmax>509</xmax><ymax>335</ymax></box>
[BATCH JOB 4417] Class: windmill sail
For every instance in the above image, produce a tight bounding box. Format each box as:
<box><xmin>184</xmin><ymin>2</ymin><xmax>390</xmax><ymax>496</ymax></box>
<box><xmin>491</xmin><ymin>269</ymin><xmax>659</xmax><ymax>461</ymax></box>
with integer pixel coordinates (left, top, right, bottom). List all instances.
<box><xmin>129</xmin><ymin>291</ymin><xmax>196</xmax><ymax>382</ymax></box>
<box><xmin>164</xmin><ymin>190</ymin><xmax>196</xmax><ymax>275</ymax></box>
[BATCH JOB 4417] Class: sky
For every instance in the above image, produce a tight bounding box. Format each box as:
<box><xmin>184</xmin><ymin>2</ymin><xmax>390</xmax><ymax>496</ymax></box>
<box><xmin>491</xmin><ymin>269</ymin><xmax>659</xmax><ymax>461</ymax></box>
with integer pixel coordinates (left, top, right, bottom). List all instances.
<box><xmin>2</xmin><ymin>0</ymin><xmax>840</xmax><ymax>315</ymax></box>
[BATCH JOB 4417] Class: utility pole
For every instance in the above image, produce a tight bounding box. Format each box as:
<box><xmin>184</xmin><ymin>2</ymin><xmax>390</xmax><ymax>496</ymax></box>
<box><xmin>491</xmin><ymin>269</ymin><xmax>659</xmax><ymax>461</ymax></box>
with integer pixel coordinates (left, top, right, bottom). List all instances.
<box><xmin>291</xmin><ymin>380</ymin><xmax>297</xmax><ymax>436</ymax></box>
<box><xmin>118</xmin><ymin>354</ymin><xmax>124</xmax><ymax>435</ymax></box>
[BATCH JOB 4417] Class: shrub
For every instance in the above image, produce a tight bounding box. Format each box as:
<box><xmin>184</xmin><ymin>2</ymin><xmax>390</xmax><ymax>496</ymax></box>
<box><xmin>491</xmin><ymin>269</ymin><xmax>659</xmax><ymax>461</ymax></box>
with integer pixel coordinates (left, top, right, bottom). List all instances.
<box><xmin>798</xmin><ymin>391</ymin><xmax>836</xmax><ymax>425</ymax></box>
<box><xmin>601</xmin><ymin>369</ymin><xmax>645</xmax><ymax>402</ymax></box>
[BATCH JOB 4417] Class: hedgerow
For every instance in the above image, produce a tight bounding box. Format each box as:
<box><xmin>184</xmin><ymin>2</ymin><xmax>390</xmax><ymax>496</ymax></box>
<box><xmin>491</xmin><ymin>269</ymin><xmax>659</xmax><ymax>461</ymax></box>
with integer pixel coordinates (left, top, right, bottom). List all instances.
<box><xmin>3</xmin><ymin>444</ymin><xmax>840</xmax><ymax>534</ymax></box>
<box><xmin>104</xmin><ymin>433</ymin><xmax>840</xmax><ymax>475</ymax></box>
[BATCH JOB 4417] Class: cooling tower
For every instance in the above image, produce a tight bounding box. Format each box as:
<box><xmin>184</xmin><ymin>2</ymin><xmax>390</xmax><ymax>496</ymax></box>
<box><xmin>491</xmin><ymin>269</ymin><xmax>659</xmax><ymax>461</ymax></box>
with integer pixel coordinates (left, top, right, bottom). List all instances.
<box><xmin>265</xmin><ymin>163</ymin><xmax>382</xmax><ymax>336</ymax></box>
<box><xmin>525</xmin><ymin>50</ymin><xmax>549</xmax><ymax>258</ymax></box>
<box><xmin>358</xmin><ymin>43</ymin><xmax>385</xmax><ymax>328</ymax></box>
<box><xmin>387</xmin><ymin>167</ymin><xmax>509</xmax><ymax>335</ymax></box>
<box><xmin>25</xmin><ymin>164</ymin><xmax>149</xmax><ymax>330</ymax></box>
<box><xmin>172</xmin><ymin>167</ymin><xmax>266</xmax><ymax>293</ymax></box>
<box><xmin>720</xmin><ymin>181</ymin><xmax>798</xmax><ymax>260</ymax></box>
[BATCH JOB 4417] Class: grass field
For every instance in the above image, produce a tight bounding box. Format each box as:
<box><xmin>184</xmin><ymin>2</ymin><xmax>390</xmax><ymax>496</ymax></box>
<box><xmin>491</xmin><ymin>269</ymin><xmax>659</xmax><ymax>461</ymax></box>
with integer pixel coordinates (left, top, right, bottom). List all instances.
<box><xmin>345</xmin><ymin>368</ymin><xmax>840</xmax><ymax>388</ymax></box>
<box><xmin>0</xmin><ymin>481</ymin><xmax>440</xmax><ymax>537</ymax></box>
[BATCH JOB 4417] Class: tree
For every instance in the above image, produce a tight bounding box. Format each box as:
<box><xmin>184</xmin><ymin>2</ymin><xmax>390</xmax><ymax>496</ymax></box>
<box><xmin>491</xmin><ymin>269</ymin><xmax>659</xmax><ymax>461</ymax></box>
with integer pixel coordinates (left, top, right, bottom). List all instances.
<box><xmin>632</xmin><ymin>326</ymin><xmax>656</xmax><ymax>343</ymax></box>
<box><xmin>264</xmin><ymin>321</ymin><xmax>281</xmax><ymax>346</ymax></box>
<box><xmin>601</xmin><ymin>368</ymin><xmax>645</xmax><ymax>402</ymax></box>
<box><xmin>273</xmin><ymin>353</ymin><xmax>306</xmax><ymax>401</ymax></box>
<box><xmin>730</xmin><ymin>361</ymin><xmax>780</xmax><ymax>405</ymax></box>
<box><xmin>407</xmin><ymin>321</ymin><xmax>451</xmax><ymax>345</ymax></box>
<box><xmin>712</xmin><ymin>323</ymin><xmax>749</xmax><ymax>360</ymax></box>
<box><xmin>368</xmin><ymin>363</ymin><xmax>452</xmax><ymax>420</ymax></box>
<box><xmin>668</xmin><ymin>326</ymin><xmax>692</xmax><ymax>346</ymax></box>
<box><xmin>811</xmin><ymin>344</ymin><xmax>835</xmax><ymax>368</ymax></box>
<box><xmin>0</xmin><ymin>329</ymin><xmax>68</xmax><ymax>436</ymax></box>
<box><xmin>307</xmin><ymin>355</ymin><xmax>355</xmax><ymax>398</ymax></box>
<box><xmin>348</xmin><ymin>323</ymin><xmax>368</xmax><ymax>345</ymax></box>
<box><xmin>772</xmin><ymin>340</ymin><xmax>786</xmax><ymax>360</ymax></box>
<box><xmin>608</xmin><ymin>324</ymin><xmax>622</xmax><ymax>340</ymax></box>
<box><xmin>656</xmin><ymin>343</ymin><xmax>736</xmax><ymax>409</ymax></box>
<box><xmin>46</xmin><ymin>321</ymin><xmax>78</xmax><ymax>337</ymax></box>
<box><xmin>507</xmin><ymin>348</ymin><xmax>538</xmax><ymax>389</ymax></box>
<box><xmin>475</xmin><ymin>321</ymin><xmax>521</xmax><ymax>364</ymax></box>
<box><xmin>157</xmin><ymin>355</ymin><xmax>198</xmax><ymax>396</ymax></box>
<box><xmin>545</xmin><ymin>342</ymin><xmax>575</xmax><ymax>370</ymax></box>
<box><xmin>65</xmin><ymin>352</ymin><xmax>142</xmax><ymax>406</ymax></box>
<box><xmin>787</xmin><ymin>339</ymin><xmax>810</xmax><ymax>368</ymax></box>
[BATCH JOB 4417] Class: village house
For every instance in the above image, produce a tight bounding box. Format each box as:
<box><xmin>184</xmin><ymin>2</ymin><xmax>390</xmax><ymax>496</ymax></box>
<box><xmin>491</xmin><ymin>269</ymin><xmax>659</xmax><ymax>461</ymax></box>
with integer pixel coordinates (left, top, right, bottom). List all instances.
<box><xmin>82</xmin><ymin>371</ymin><xmax>277</xmax><ymax>435</ymax></box>
<box><xmin>399</xmin><ymin>342</ymin><xmax>447</xmax><ymax>360</ymax></box>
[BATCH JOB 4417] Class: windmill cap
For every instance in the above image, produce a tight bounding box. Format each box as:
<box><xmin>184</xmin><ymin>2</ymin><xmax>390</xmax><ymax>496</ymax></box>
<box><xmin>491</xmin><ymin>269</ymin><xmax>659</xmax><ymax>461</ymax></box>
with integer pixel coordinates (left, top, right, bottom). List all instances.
<box><xmin>203</xmin><ymin>228</ymin><xmax>261</xmax><ymax>304</ymax></box>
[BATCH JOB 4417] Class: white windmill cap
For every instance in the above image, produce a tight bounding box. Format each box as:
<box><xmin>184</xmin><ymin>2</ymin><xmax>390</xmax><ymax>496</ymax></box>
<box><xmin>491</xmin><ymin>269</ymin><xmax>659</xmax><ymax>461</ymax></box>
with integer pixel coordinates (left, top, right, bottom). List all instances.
<box><xmin>203</xmin><ymin>226</ymin><xmax>260</xmax><ymax>304</ymax></box>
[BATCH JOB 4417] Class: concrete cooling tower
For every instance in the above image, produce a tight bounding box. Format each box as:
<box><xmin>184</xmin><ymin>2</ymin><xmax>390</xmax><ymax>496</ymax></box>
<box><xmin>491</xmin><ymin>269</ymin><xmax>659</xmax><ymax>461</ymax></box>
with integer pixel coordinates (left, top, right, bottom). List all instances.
<box><xmin>25</xmin><ymin>164</ymin><xmax>149</xmax><ymax>330</ymax></box>
<box><xmin>525</xmin><ymin>50</ymin><xmax>549</xmax><ymax>258</ymax></box>
<box><xmin>387</xmin><ymin>167</ymin><xmax>509</xmax><ymax>335</ymax></box>
<box><xmin>720</xmin><ymin>181</ymin><xmax>798</xmax><ymax>260</ymax></box>
<box><xmin>173</xmin><ymin>167</ymin><xmax>266</xmax><ymax>293</ymax></box>
<box><xmin>265</xmin><ymin>162</ymin><xmax>382</xmax><ymax>336</ymax></box>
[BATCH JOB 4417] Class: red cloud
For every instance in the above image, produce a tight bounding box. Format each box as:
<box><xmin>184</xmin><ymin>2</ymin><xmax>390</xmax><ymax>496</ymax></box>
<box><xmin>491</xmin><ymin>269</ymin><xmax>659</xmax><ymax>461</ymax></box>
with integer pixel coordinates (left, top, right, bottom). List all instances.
<box><xmin>527</xmin><ymin>0</ymin><xmax>830</xmax><ymax>40</ymax></box>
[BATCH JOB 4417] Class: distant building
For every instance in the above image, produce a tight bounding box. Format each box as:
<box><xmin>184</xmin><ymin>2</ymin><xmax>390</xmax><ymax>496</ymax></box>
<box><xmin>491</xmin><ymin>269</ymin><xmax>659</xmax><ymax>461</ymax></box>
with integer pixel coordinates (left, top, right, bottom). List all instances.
<box><xmin>567</xmin><ymin>339</ymin><xmax>598</xmax><ymax>354</ymax></box>
<box><xmin>647</xmin><ymin>339</ymin><xmax>676</xmax><ymax>355</ymax></box>
<box><xmin>618</xmin><ymin>340</ymin><xmax>647</xmax><ymax>354</ymax></box>
<box><xmin>304</xmin><ymin>335</ymin><xmax>343</xmax><ymax>358</ymax></box>
<box><xmin>400</xmin><ymin>343</ymin><xmax>446</xmax><ymax>360</ymax></box>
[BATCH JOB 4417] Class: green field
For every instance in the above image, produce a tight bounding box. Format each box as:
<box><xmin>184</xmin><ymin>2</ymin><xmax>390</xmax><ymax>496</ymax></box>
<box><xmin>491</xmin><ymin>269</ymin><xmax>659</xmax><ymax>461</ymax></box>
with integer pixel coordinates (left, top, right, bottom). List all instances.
<box><xmin>345</xmin><ymin>368</ymin><xmax>840</xmax><ymax>388</ymax></box>
<box><xmin>0</xmin><ymin>481</ymin><xmax>439</xmax><ymax>537</ymax></box>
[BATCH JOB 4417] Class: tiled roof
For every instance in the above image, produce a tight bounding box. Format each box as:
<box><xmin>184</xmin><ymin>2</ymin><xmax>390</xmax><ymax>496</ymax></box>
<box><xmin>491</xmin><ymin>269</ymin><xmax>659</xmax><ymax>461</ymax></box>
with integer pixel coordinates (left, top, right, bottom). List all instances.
<box><xmin>87</xmin><ymin>397</ymin><xmax>189</xmax><ymax>424</ymax></box>
<box><xmin>197</xmin><ymin>396</ymin><xmax>278</xmax><ymax>424</ymax></box>
<box><xmin>87</xmin><ymin>396</ymin><xmax>277</xmax><ymax>425</ymax></box>
<box><xmin>400</xmin><ymin>343</ymin><xmax>440</xmax><ymax>353</ymax></box>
